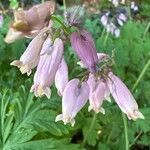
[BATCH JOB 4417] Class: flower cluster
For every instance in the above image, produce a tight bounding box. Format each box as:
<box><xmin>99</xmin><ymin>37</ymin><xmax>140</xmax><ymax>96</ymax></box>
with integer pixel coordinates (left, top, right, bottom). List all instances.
<box><xmin>11</xmin><ymin>2</ymin><xmax>144</xmax><ymax>127</ymax></box>
<box><xmin>100</xmin><ymin>8</ymin><xmax>128</xmax><ymax>37</ymax></box>
<box><xmin>100</xmin><ymin>1</ymin><xmax>139</xmax><ymax>37</ymax></box>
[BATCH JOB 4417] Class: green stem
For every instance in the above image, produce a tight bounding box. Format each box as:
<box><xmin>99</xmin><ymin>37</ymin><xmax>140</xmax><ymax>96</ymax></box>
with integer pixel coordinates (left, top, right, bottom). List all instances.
<box><xmin>143</xmin><ymin>21</ymin><xmax>150</xmax><ymax>39</ymax></box>
<box><xmin>122</xmin><ymin>58</ymin><xmax>150</xmax><ymax>150</ymax></box>
<box><xmin>122</xmin><ymin>113</ymin><xmax>129</xmax><ymax>150</ymax></box>
<box><xmin>129</xmin><ymin>131</ymin><xmax>142</xmax><ymax>148</ymax></box>
<box><xmin>63</xmin><ymin>0</ymin><xmax>66</xmax><ymax>14</ymax></box>
<box><xmin>83</xmin><ymin>114</ymin><xmax>97</xmax><ymax>146</ymax></box>
<box><xmin>132</xmin><ymin>59</ymin><xmax>150</xmax><ymax>91</ymax></box>
<box><xmin>51</xmin><ymin>15</ymin><xmax>70</xmax><ymax>35</ymax></box>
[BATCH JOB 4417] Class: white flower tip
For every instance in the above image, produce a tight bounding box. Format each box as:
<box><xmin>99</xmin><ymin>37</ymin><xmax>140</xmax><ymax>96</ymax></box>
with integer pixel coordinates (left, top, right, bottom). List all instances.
<box><xmin>55</xmin><ymin>114</ymin><xmax>63</xmax><ymax>122</ymax></box>
<box><xmin>10</xmin><ymin>60</ymin><xmax>22</xmax><ymax>67</ymax></box>
<box><xmin>30</xmin><ymin>85</ymin><xmax>51</xmax><ymax>98</ymax></box>
<box><xmin>134</xmin><ymin>110</ymin><xmax>145</xmax><ymax>120</ymax></box>
<box><xmin>105</xmin><ymin>97</ymin><xmax>111</xmax><ymax>103</ymax></box>
<box><xmin>127</xmin><ymin>110</ymin><xmax>145</xmax><ymax>120</ymax></box>
<box><xmin>100</xmin><ymin>107</ymin><xmax>105</xmax><ymax>115</ymax></box>
<box><xmin>88</xmin><ymin>105</ymin><xmax>93</xmax><ymax>112</ymax></box>
<box><xmin>77</xmin><ymin>61</ymin><xmax>86</xmax><ymax>68</ymax></box>
<box><xmin>70</xmin><ymin>119</ymin><xmax>75</xmax><ymax>127</ymax></box>
<box><xmin>19</xmin><ymin>65</ymin><xmax>30</xmax><ymax>75</ymax></box>
<box><xmin>88</xmin><ymin>105</ymin><xmax>105</xmax><ymax>114</ymax></box>
<box><xmin>55</xmin><ymin>114</ymin><xmax>75</xmax><ymax>126</ymax></box>
<box><xmin>44</xmin><ymin>87</ymin><xmax>51</xmax><ymax>99</ymax></box>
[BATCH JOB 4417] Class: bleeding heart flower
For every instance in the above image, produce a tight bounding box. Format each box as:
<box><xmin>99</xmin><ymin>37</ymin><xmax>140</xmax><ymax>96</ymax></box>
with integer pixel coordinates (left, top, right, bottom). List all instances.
<box><xmin>87</xmin><ymin>74</ymin><xmax>109</xmax><ymax>114</ymax></box>
<box><xmin>10</xmin><ymin>31</ymin><xmax>47</xmax><ymax>75</ymax></box>
<box><xmin>30</xmin><ymin>38</ymin><xmax>64</xmax><ymax>98</ymax></box>
<box><xmin>55</xmin><ymin>79</ymin><xmax>90</xmax><ymax>126</ymax></box>
<box><xmin>71</xmin><ymin>30</ymin><xmax>98</xmax><ymax>73</ymax></box>
<box><xmin>55</xmin><ymin>58</ymin><xmax>69</xmax><ymax>96</ymax></box>
<box><xmin>107</xmin><ymin>72</ymin><xmax>144</xmax><ymax>120</ymax></box>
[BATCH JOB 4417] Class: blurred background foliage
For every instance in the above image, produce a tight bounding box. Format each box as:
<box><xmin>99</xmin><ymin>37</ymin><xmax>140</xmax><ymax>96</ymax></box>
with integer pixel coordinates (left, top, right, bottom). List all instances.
<box><xmin>0</xmin><ymin>0</ymin><xmax>150</xmax><ymax>150</ymax></box>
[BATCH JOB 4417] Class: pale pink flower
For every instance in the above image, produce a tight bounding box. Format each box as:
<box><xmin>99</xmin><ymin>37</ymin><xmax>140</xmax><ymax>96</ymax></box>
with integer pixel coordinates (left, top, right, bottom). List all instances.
<box><xmin>77</xmin><ymin>53</ymin><xmax>109</xmax><ymax>69</ymax></box>
<box><xmin>10</xmin><ymin>32</ymin><xmax>47</xmax><ymax>75</ymax></box>
<box><xmin>107</xmin><ymin>72</ymin><xmax>144</xmax><ymax>120</ymax></box>
<box><xmin>87</xmin><ymin>74</ymin><xmax>109</xmax><ymax>114</ymax></box>
<box><xmin>30</xmin><ymin>38</ymin><xmax>64</xmax><ymax>98</ymax></box>
<box><xmin>71</xmin><ymin>30</ymin><xmax>98</xmax><ymax>73</ymax></box>
<box><xmin>55</xmin><ymin>79</ymin><xmax>90</xmax><ymax>126</ymax></box>
<box><xmin>5</xmin><ymin>28</ymin><xmax>24</xmax><ymax>43</ymax></box>
<box><xmin>55</xmin><ymin>58</ymin><xmax>69</xmax><ymax>96</ymax></box>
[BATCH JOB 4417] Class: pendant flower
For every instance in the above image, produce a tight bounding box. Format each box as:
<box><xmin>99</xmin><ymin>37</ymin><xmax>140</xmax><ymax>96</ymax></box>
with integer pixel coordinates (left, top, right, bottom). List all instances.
<box><xmin>55</xmin><ymin>79</ymin><xmax>90</xmax><ymax>126</ymax></box>
<box><xmin>10</xmin><ymin>32</ymin><xmax>47</xmax><ymax>76</ymax></box>
<box><xmin>30</xmin><ymin>38</ymin><xmax>64</xmax><ymax>98</ymax></box>
<box><xmin>55</xmin><ymin>58</ymin><xmax>69</xmax><ymax>96</ymax></box>
<box><xmin>107</xmin><ymin>72</ymin><xmax>144</xmax><ymax>120</ymax></box>
<box><xmin>87</xmin><ymin>74</ymin><xmax>109</xmax><ymax>114</ymax></box>
<box><xmin>71</xmin><ymin>30</ymin><xmax>98</xmax><ymax>73</ymax></box>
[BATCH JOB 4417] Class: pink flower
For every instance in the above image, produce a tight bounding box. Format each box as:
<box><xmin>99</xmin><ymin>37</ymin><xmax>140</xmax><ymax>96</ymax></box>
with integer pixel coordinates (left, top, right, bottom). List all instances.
<box><xmin>10</xmin><ymin>32</ymin><xmax>47</xmax><ymax>75</ymax></box>
<box><xmin>107</xmin><ymin>73</ymin><xmax>144</xmax><ymax>120</ymax></box>
<box><xmin>30</xmin><ymin>38</ymin><xmax>64</xmax><ymax>98</ymax></box>
<box><xmin>55</xmin><ymin>58</ymin><xmax>69</xmax><ymax>96</ymax></box>
<box><xmin>87</xmin><ymin>74</ymin><xmax>109</xmax><ymax>114</ymax></box>
<box><xmin>71</xmin><ymin>30</ymin><xmax>98</xmax><ymax>73</ymax></box>
<box><xmin>55</xmin><ymin>79</ymin><xmax>90</xmax><ymax>126</ymax></box>
<box><xmin>77</xmin><ymin>52</ymin><xmax>109</xmax><ymax>69</ymax></box>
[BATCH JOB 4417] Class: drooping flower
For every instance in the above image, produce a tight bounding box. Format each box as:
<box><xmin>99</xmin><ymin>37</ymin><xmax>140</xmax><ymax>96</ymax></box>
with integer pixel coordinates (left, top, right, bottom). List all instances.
<box><xmin>5</xmin><ymin>1</ymin><xmax>55</xmax><ymax>43</ymax></box>
<box><xmin>10</xmin><ymin>31</ymin><xmax>47</xmax><ymax>75</ymax></box>
<box><xmin>55</xmin><ymin>79</ymin><xmax>90</xmax><ymax>126</ymax></box>
<box><xmin>4</xmin><ymin>28</ymin><xmax>24</xmax><ymax>43</ymax></box>
<box><xmin>87</xmin><ymin>74</ymin><xmax>106</xmax><ymax>114</ymax></box>
<box><xmin>30</xmin><ymin>38</ymin><xmax>64</xmax><ymax>98</ymax></box>
<box><xmin>71</xmin><ymin>30</ymin><xmax>98</xmax><ymax>73</ymax></box>
<box><xmin>55</xmin><ymin>58</ymin><xmax>69</xmax><ymax>96</ymax></box>
<box><xmin>77</xmin><ymin>53</ymin><xmax>109</xmax><ymax>69</ymax></box>
<box><xmin>12</xmin><ymin>1</ymin><xmax>55</xmax><ymax>36</ymax></box>
<box><xmin>107</xmin><ymin>72</ymin><xmax>144</xmax><ymax>120</ymax></box>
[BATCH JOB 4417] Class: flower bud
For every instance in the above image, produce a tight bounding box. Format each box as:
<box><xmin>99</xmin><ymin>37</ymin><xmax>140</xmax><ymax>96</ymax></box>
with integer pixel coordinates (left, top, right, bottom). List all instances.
<box><xmin>107</xmin><ymin>73</ymin><xmax>144</xmax><ymax>120</ymax></box>
<box><xmin>55</xmin><ymin>79</ymin><xmax>90</xmax><ymax>126</ymax></box>
<box><xmin>71</xmin><ymin>30</ymin><xmax>98</xmax><ymax>73</ymax></box>
<box><xmin>10</xmin><ymin>32</ymin><xmax>47</xmax><ymax>75</ymax></box>
<box><xmin>30</xmin><ymin>38</ymin><xmax>64</xmax><ymax>98</ymax></box>
<box><xmin>65</xmin><ymin>6</ymin><xmax>85</xmax><ymax>28</ymax></box>
<box><xmin>55</xmin><ymin>58</ymin><xmax>69</xmax><ymax>96</ymax></box>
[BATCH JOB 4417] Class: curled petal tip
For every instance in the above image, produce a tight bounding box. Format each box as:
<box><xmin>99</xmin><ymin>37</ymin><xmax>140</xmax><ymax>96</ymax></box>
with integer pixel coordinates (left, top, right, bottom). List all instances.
<box><xmin>10</xmin><ymin>60</ymin><xmax>22</xmax><ymax>67</ymax></box>
<box><xmin>55</xmin><ymin>114</ymin><xmax>63</xmax><ymax>122</ymax></box>
<box><xmin>105</xmin><ymin>97</ymin><xmax>111</xmax><ymax>103</ymax></box>
<box><xmin>134</xmin><ymin>110</ymin><xmax>145</xmax><ymax>120</ymax></box>
<box><xmin>44</xmin><ymin>87</ymin><xmax>51</xmax><ymax>99</ymax></box>
<box><xmin>100</xmin><ymin>107</ymin><xmax>105</xmax><ymax>115</ymax></box>
<box><xmin>88</xmin><ymin>105</ymin><xmax>93</xmax><ymax>112</ymax></box>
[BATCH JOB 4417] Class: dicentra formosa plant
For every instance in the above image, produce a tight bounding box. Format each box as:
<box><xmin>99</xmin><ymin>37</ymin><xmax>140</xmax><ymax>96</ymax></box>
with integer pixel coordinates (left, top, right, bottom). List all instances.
<box><xmin>10</xmin><ymin>2</ymin><xmax>144</xmax><ymax>127</ymax></box>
